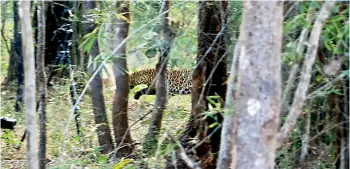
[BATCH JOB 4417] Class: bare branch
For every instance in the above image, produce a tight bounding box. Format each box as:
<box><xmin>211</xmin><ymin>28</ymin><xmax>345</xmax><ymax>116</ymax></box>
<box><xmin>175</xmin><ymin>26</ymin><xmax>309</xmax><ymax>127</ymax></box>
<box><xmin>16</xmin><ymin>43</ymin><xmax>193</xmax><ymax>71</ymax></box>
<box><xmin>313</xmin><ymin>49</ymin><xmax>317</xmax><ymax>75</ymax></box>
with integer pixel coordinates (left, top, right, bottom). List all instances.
<box><xmin>281</xmin><ymin>6</ymin><xmax>316</xmax><ymax>117</ymax></box>
<box><xmin>277</xmin><ymin>1</ymin><xmax>336</xmax><ymax>148</ymax></box>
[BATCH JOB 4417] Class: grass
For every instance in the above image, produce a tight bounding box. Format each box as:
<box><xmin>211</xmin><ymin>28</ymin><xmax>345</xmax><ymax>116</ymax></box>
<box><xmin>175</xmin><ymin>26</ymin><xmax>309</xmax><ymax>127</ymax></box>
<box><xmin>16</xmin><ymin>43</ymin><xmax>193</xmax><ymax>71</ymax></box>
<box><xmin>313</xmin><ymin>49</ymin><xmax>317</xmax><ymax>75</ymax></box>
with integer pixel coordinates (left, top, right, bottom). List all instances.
<box><xmin>0</xmin><ymin>73</ymin><xmax>191</xmax><ymax>168</ymax></box>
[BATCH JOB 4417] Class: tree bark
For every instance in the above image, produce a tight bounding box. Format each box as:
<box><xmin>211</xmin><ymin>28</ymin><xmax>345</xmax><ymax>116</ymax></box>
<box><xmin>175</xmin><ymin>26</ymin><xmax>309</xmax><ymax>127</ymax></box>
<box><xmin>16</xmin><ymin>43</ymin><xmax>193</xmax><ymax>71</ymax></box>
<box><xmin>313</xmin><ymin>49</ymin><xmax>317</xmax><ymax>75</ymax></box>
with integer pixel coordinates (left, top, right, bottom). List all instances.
<box><xmin>173</xmin><ymin>1</ymin><xmax>228</xmax><ymax>169</ymax></box>
<box><xmin>231</xmin><ymin>1</ymin><xmax>283</xmax><ymax>168</ymax></box>
<box><xmin>36</xmin><ymin>1</ymin><xmax>47</xmax><ymax>168</ymax></box>
<box><xmin>107</xmin><ymin>1</ymin><xmax>133</xmax><ymax>158</ymax></box>
<box><xmin>19</xmin><ymin>1</ymin><xmax>39</xmax><ymax>168</ymax></box>
<box><xmin>83</xmin><ymin>0</ymin><xmax>114</xmax><ymax>154</ymax></box>
<box><xmin>277</xmin><ymin>1</ymin><xmax>336</xmax><ymax>148</ymax></box>
<box><xmin>14</xmin><ymin>1</ymin><xmax>24</xmax><ymax>112</ymax></box>
<box><xmin>143</xmin><ymin>0</ymin><xmax>172</xmax><ymax>155</ymax></box>
<box><xmin>1</xmin><ymin>2</ymin><xmax>18</xmax><ymax>85</ymax></box>
<box><xmin>216</xmin><ymin>42</ymin><xmax>240</xmax><ymax>169</ymax></box>
<box><xmin>299</xmin><ymin>107</ymin><xmax>311</xmax><ymax>162</ymax></box>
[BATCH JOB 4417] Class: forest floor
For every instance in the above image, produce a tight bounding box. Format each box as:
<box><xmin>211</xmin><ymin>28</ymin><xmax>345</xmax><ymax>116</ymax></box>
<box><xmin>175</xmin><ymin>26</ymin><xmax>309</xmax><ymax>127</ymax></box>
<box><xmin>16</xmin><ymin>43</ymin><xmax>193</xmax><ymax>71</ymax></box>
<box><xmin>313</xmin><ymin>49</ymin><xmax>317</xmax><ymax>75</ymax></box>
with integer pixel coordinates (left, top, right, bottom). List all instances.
<box><xmin>0</xmin><ymin>71</ymin><xmax>335</xmax><ymax>169</ymax></box>
<box><xmin>0</xmin><ymin>76</ymin><xmax>191</xmax><ymax>169</ymax></box>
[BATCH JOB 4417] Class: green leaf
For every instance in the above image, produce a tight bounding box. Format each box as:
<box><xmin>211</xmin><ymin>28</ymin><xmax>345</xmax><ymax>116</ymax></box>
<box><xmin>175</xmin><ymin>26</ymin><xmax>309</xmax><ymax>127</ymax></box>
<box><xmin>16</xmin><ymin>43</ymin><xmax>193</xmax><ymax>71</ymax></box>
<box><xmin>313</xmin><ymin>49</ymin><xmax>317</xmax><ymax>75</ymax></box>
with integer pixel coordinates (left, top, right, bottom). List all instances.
<box><xmin>341</xmin><ymin>70</ymin><xmax>349</xmax><ymax>78</ymax></box>
<box><xmin>79</xmin><ymin>27</ymin><xmax>99</xmax><ymax>54</ymax></box>
<box><xmin>208</xmin><ymin>122</ymin><xmax>219</xmax><ymax>128</ymax></box>
<box><xmin>145</xmin><ymin>48</ymin><xmax>157</xmax><ymax>58</ymax></box>
<box><xmin>116</xmin><ymin>12</ymin><xmax>130</xmax><ymax>23</ymax></box>
<box><xmin>310</xmin><ymin>2</ymin><xmax>321</xmax><ymax>9</ymax></box>
<box><xmin>113</xmin><ymin>158</ymin><xmax>133</xmax><ymax>169</ymax></box>
<box><xmin>85</xmin><ymin>36</ymin><xmax>97</xmax><ymax>54</ymax></box>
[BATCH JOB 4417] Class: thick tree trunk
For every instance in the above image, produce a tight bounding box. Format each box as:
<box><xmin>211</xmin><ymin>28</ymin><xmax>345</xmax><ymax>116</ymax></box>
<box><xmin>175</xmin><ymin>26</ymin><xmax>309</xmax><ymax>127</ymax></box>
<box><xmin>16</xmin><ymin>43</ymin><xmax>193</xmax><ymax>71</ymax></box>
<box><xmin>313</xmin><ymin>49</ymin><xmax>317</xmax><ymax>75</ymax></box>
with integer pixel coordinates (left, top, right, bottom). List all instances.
<box><xmin>36</xmin><ymin>1</ymin><xmax>47</xmax><ymax>169</ymax></box>
<box><xmin>107</xmin><ymin>1</ymin><xmax>133</xmax><ymax>158</ymax></box>
<box><xmin>231</xmin><ymin>1</ymin><xmax>283</xmax><ymax>169</ymax></box>
<box><xmin>173</xmin><ymin>1</ymin><xmax>228</xmax><ymax>169</ymax></box>
<box><xmin>83</xmin><ymin>0</ymin><xmax>114</xmax><ymax>154</ymax></box>
<box><xmin>19</xmin><ymin>1</ymin><xmax>39</xmax><ymax>168</ymax></box>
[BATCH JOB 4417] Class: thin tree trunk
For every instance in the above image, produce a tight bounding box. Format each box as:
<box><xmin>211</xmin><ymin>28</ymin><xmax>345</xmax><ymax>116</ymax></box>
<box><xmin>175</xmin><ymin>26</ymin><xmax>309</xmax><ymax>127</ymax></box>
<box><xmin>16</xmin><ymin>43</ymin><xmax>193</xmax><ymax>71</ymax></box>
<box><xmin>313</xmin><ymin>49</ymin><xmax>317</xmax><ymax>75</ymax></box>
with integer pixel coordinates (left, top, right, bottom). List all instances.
<box><xmin>19</xmin><ymin>1</ymin><xmax>39</xmax><ymax>168</ymax></box>
<box><xmin>83</xmin><ymin>0</ymin><xmax>114</xmax><ymax>154</ymax></box>
<box><xmin>14</xmin><ymin>1</ymin><xmax>24</xmax><ymax>112</ymax></box>
<box><xmin>281</xmin><ymin>7</ymin><xmax>315</xmax><ymax>118</ymax></box>
<box><xmin>143</xmin><ymin>0</ymin><xmax>171</xmax><ymax>155</ymax></box>
<box><xmin>11</xmin><ymin>1</ymin><xmax>22</xmax><ymax>83</ymax></box>
<box><xmin>71</xmin><ymin>1</ymin><xmax>81</xmax><ymax>66</ymax></box>
<box><xmin>299</xmin><ymin>108</ymin><xmax>311</xmax><ymax>162</ymax></box>
<box><xmin>36</xmin><ymin>1</ymin><xmax>47</xmax><ymax>168</ymax></box>
<box><xmin>216</xmin><ymin>42</ymin><xmax>240</xmax><ymax>169</ymax></box>
<box><xmin>0</xmin><ymin>3</ymin><xmax>11</xmax><ymax>59</ymax></box>
<box><xmin>231</xmin><ymin>1</ymin><xmax>283</xmax><ymax>168</ymax></box>
<box><xmin>107</xmin><ymin>1</ymin><xmax>133</xmax><ymax>158</ymax></box>
<box><xmin>340</xmin><ymin>80</ymin><xmax>349</xmax><ymax>169</ymax></box>
<box><xmin>277</xmin><ymin>1</ymin><xmax>336</xmax><ymax>148</ymax></box>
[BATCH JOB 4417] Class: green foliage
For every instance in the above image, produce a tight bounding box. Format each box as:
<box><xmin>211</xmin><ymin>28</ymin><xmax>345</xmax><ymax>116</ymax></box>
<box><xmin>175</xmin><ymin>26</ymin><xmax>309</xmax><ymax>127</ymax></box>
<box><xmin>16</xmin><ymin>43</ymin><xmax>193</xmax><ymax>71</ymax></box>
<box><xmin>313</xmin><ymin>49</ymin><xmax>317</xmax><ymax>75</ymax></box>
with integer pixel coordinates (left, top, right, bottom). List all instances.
<box><xmin>1</xmin><ymin>129</ymin><xmax>20</xmax><ymax>146</ymax></box>
<box><xmin>321</xmin><ymin>6</ymin><xmax>349</xmax><ymax>55</ymax></box>
<box><xmin>113</xmin><ymin>158</ymin><xmax>134</xmax><ymax>169</ymax></box>
<box><xmin>145</xmin><ymin>47</ymin><xmax>158</xmax><ymax>59</ymax></box>
<box><xmin>79</xmin><ymin>26</ymin><xmax>99</xmax><ymax>54</ymax></box>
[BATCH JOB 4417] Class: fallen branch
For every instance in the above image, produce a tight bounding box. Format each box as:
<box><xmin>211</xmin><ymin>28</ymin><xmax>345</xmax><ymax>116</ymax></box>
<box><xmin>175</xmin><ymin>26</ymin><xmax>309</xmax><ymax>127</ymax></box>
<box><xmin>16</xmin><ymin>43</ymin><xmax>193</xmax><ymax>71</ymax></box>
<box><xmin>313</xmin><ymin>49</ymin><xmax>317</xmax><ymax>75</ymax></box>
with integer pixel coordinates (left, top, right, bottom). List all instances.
<box><xmin>277</xmin><ymin>1</ymin><xmax>336</xmax><ymax>148</ymax></box>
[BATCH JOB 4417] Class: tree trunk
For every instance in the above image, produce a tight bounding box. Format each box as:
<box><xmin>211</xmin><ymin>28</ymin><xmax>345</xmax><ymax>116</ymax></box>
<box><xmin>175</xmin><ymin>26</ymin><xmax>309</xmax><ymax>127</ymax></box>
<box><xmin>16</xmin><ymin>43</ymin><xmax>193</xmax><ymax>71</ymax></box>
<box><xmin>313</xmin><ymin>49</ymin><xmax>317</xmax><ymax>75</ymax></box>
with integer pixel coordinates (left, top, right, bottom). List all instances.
<box><xmin>71</xmin><ymin>1</ymin><xmax>82</xmax><ymax>67</ymax></box>
<box><xmin>299</xmin><ymin>107</ymin><xmax>311</xmax><ymax>162</ymax></box>
<box><xmin>107</xmin><ymin>1</ymin><xmax>133</xmax><ymax>158</ymax></box>
<box><xmin>143</xmin><ymin>0</ymin><xmax>172</xmax><ymax>155</ymax></box>
<box><xmin>2</xmin><ymin>1</ymin><xmax>18</xmax><ymax>84</ymax></box>
<box><xmin>19</xmin><ymin>1</ymin><xmax>39</xmax><ymax>168</ymax></box>
<box><xmin>231</xmin><ymin>1</ymin><xmax>283</xmax><ymax>168</ymax></box>
<box><xmin>14</xmin><ymin>1</ymin><xmax>24</xmax><ymax>112</ymax></box>
<box><xmin>339</xmin><ymin>79</ymin><xmax>349</xmax><ymax>169</ymax></box>
<box><xmin>83</xmin><ymin>0</ymin><xmax>114</xmax><ymax>154</ymax></box>
<box><xmin>216</xmin><ymin>42</ymin><xmax>240</xmax><ymax>169</ymax></box>
<box><xmin>172</xmin><ymin>1</ymin><xmax>228</xmax><ymax>168</ymax></box>
<box><xmin>36</xmin><ymin>1</ymin><xmax>47</xmax><ymax>168</ymax></box>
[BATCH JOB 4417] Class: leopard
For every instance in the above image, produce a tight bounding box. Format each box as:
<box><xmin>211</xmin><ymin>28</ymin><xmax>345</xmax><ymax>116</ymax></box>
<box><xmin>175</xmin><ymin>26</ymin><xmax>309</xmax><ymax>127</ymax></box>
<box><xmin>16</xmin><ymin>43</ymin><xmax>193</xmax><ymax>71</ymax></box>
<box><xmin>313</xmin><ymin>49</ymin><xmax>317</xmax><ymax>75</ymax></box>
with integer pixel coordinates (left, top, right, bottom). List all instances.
<box><xmin>129</xmin><ymin>68</ymin><xmax>192</xmax><ymax>100</ymax></box>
